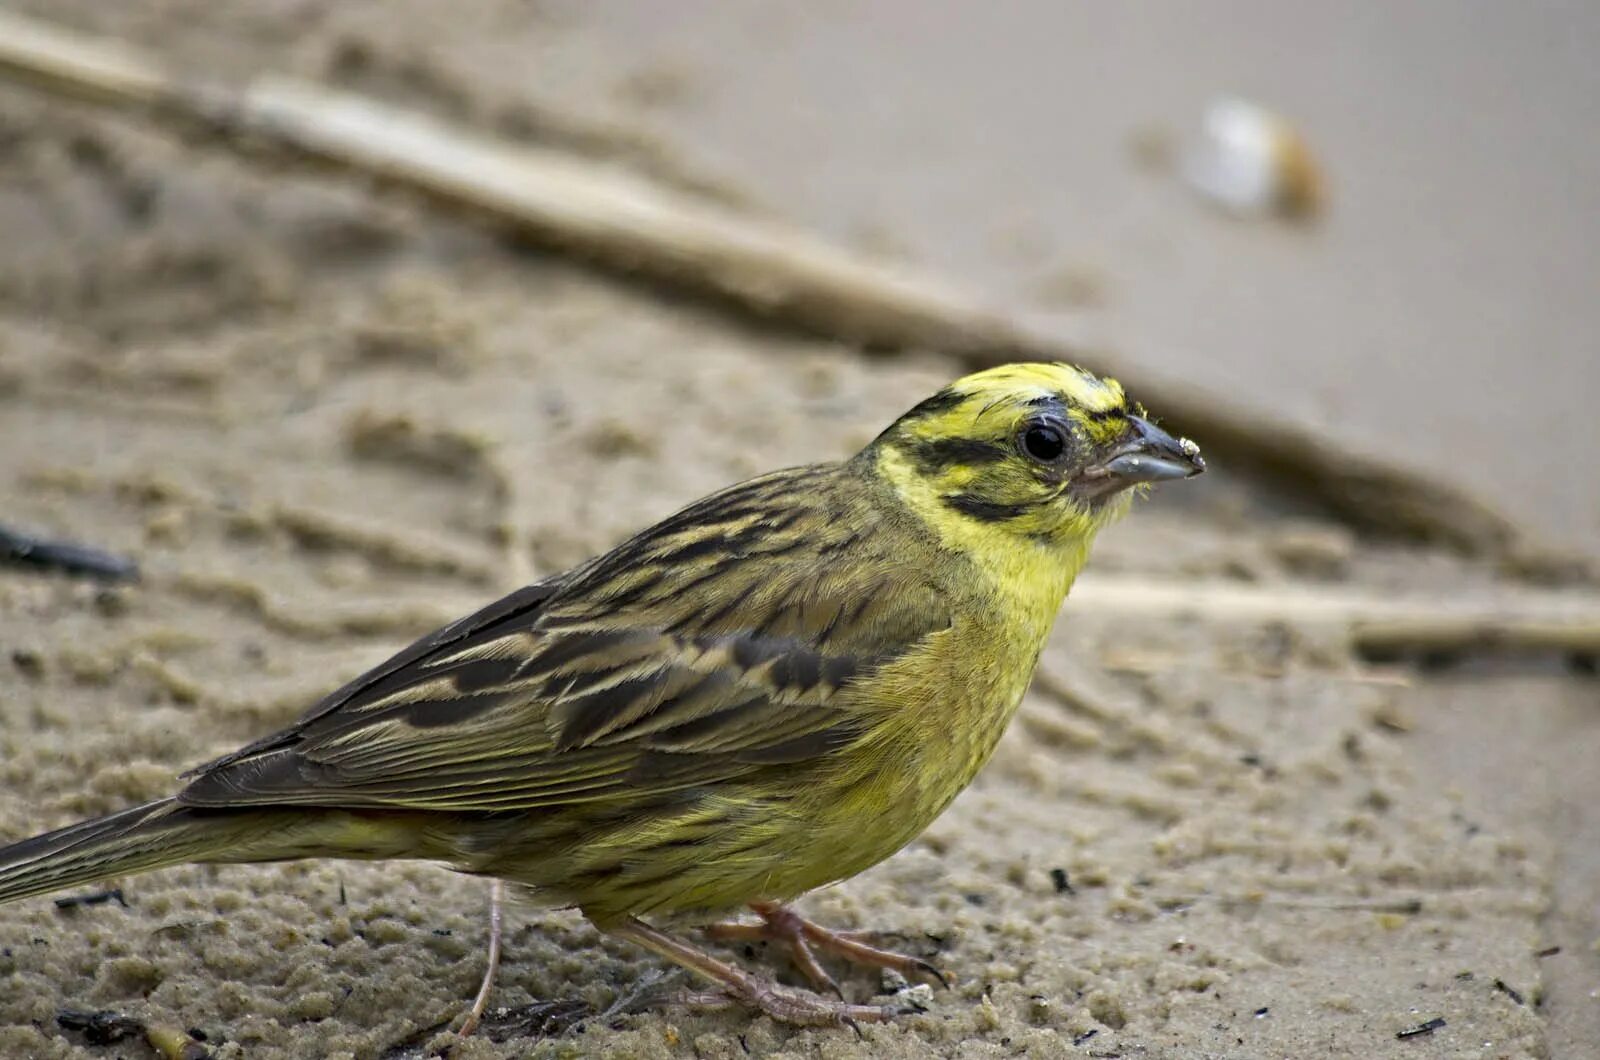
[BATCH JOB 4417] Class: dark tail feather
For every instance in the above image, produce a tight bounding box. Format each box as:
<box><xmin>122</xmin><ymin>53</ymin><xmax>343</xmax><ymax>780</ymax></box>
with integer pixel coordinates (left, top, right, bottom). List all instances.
<box><xmin>0</xmin><ymin>800</ymin><xmax>435</xmax><ymax>906</ymax></box>
<box><xmin>0</xmin><ymin>799</ymin><xmax>229</xmax><ymax>905</ymax></box>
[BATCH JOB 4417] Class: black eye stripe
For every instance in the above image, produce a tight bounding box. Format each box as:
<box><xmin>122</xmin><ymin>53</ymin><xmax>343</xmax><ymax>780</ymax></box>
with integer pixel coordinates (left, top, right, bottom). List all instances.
<box><xmin>905</xmin><ymin>437</ymin><xmax>1011</xmax><ymax>474</ymax></box>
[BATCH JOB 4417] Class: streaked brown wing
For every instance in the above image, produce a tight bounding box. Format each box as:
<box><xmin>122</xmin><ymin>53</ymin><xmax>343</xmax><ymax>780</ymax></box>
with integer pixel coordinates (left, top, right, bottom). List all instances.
<box><xmin>177</xmin><ymin>465</ymin><xmax>949</xmax><ymax>813</ymax></box>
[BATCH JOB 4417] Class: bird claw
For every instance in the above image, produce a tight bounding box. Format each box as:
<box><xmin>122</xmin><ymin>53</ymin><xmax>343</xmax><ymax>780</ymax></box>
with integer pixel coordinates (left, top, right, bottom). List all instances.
<box><xmin>606</xmin><ymin>914</ymin><xmax>928</xmax><ymax>1030</ymax></box>
<box><xmin>706</xmin><ymin>916</ymin><xmax>842</xmax><ymax>997</ymax></box>
<box><xmin>908</xmin><ymin>958</ymin><xmax>952</xmax><ymax>990</ymax></box>
<box><xmin>707</xmin><ymin>902</ymin><xmax>951</xmax><ymax>996</ymax></box>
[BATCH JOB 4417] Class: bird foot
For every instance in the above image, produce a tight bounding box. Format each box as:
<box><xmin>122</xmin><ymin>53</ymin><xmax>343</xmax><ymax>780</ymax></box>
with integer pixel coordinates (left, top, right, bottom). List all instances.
<box><xmin>602</xmin><ymin>915</ymin><xmax>919</xmax><ymax>1029</ymax></box>
<box><xmin>705</xmin><ymin>901</ymin><xmax>950</xmax><ymax>996</ymax></box>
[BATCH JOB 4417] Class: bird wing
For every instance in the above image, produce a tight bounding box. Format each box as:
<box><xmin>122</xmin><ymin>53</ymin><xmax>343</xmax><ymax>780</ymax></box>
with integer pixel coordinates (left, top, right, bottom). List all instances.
<box><xmin>177</xmin><ymin>466</ymin><xmax>948</xmax><ymax>813</ymax></box>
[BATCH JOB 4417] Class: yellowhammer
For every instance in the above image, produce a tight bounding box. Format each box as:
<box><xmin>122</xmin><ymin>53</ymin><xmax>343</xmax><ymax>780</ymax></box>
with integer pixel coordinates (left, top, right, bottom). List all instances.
<box><xmin>0</xmin><ymin>362</ymin><xmax>1201</xmax><ymax>1027</ymax></box>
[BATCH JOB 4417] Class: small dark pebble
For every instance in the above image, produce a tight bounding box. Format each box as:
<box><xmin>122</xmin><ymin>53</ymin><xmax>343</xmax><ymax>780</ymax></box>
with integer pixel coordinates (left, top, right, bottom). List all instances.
<box><xmin>1536</xmin><ymin>946</ymin><xmax>1562</xmax><ymax>958</ymax></box>
<box><xmin>1050</xmin><ymin>868</ymin><xmax>1075</xmax><ymax>895</ymax></box>
<box><xmin>1072</xmin><ymin>1028</ymin><xmax>1098</xmax><ymax>1045</ymax></box>
<box><xmin>10</xmin><ymin>649</ymin><xmax>42</xmax><ymax>678</ymax></box>
<box><xmin>1396</xmin><ymin>1017</ymin><xmax>1446</xmax><ymax>1040</ymax></box>
<box><xmin>1494</xmin><ymin>979</ymin><xmax>1525</xmax><ymax>1005</ymax></box>
<box><xmin>1254</xmin><ymin>1007</ymin><xmax>1269</xmax><ymax>1017</ymax></box>
<box><xmin>1454</xmin><ymin>971</ymin><xmax>1475</xmax><ymax>981</ymax></box>
<box><xmin>964</xmin><ymin>892</ymin><xmax>987</xmax><ymax>906</ymax></box>
<box><xmin>93</xmin><ymin>587</ymin><xmax>130</xmax><ymax>617</ymax></box>
<box><xmin>53</xmin><ymin>888</ymin><xmax>127</xmax><ymax>911</ymax></box>
<box><xmin>431</xmin><ymin>928</ymin><xmax>452</xmax><ymax>937</ymax></box>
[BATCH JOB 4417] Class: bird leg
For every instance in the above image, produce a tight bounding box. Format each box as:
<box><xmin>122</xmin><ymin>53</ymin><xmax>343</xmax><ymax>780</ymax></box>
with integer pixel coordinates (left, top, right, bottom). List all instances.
<box><xmin>706</xmin><ymin>901</ymin><xmax>949</xmax><ymax>994</ymax></box>
<box><xmin>604</xmin><ymin>916</ymin><xmax>901</xmax><ymax>1027</ymax></box>
<box><xmin>457</xmin><ymin>878</ymin><xmax>506</xmax><ymax>1037</ymax></box>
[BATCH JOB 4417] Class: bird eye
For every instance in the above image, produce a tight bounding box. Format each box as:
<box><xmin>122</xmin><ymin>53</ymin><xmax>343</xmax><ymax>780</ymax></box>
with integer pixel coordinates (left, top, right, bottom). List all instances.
<box><xmin>1019</xmin><ymin>422</ymin><xmax>1067</xmax><ymax>463</ymax></box>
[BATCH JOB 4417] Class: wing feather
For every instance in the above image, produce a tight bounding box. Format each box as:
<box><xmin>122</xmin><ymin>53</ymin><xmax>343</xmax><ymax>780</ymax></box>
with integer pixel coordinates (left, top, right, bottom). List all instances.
<box><xmin>178</xmin><ymin>465</ymin><xmax>949</xmax><ymax>814</ymax></box>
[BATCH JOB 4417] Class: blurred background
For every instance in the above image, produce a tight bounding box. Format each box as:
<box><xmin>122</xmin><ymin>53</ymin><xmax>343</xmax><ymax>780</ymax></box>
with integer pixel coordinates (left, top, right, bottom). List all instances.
<box><xmin>542</xmin><ymin>2</ymin><xmax>1600</xmax><ymax>559</ymax></box>
<box><xmin>0</xmin><ymin>3</ymin><xmax>1596</xmax><ymax>1058</ymax></box>
<box><xmin>7</xmin><ymin>0</ymin><xmax>1598</xmax><ymax>555</ymax></box>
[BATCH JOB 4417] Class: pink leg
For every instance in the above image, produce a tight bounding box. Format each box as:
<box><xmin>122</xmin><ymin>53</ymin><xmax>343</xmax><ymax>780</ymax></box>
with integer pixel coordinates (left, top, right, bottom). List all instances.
<box><xmin>707</xmin><ymin>901</ymin><xmax>949</xmax><ymax>993</ymax></box>
<box><xmin>457</xmin><ymin>878</ymin><xmax>505</xmax><ymax>1037</ymax></box>
<box><xmin>603</xmin><ymin>915</ymin><xmax>904</xmax><ymax>1028</ymax></box>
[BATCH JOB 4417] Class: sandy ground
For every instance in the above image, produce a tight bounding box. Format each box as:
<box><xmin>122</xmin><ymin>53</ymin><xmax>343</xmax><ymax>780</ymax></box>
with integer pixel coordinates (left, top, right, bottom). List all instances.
<box><xmin>0</xmin><ymin>4</ymin><xmax>1594</xmax><ymax>1059</ymax></box>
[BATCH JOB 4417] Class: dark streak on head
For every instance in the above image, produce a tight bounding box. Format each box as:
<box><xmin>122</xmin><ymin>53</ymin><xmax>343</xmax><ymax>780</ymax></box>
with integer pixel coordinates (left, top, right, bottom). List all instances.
<box><xmin>905</xmin><ymin>437</ymin><xmax>1011</xmax><ymax>475</ymax></box>
<box><xmin>898</xmin><ymin>387</ymin><xmax>966</xmax><ymax>422</ymax></box>
<box><xmin>941</xmin><ymin>493</ymin><xmax>1033</xmax><ymax>522</ymax></box>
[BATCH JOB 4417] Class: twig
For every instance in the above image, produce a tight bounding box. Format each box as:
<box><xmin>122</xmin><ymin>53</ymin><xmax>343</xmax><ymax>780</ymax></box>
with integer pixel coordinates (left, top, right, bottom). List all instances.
<box><xmin>53</xmin><ymin>886</ymin><xmax>128</xmax><ymax>910</ymax></box>
<box><xmin>0</xmin><ymin>11</ymin><xmax>1559</xmax><ymax>563</ymax></box>
<box><xmin>0</xmin><ymin>523</ymin><xmax>139</xmax><ymax>582</ymax></box>
<box><xmin>1069</xmin><ymin>574</ymin><xmax>1600</xmax><ymax>658</ymax></box>
<box><xmin>1395</xmin><ymin>1016</ymin><xmax>1446</xmax><ymax>1040</ymax></box>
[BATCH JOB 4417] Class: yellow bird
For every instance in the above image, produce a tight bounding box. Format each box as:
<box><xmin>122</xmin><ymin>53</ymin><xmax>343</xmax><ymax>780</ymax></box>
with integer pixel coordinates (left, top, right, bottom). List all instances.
<box><xmin>0</xmin><ymin>363</ymin><xmax>1201</xmax><ymax>1027</ymax></box>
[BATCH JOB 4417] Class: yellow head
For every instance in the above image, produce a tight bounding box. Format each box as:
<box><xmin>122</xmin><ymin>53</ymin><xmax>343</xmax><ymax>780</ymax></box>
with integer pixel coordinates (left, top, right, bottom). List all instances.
<box><xmin>865</xmin><ymin>363</ymin><xmax>1204</xmax><ymax>554</ymax></box>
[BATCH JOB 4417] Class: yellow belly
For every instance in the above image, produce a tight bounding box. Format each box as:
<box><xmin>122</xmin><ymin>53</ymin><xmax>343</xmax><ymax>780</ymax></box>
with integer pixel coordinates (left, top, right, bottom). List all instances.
<box><xmin>554</xmin><ymin>541</ymin><xmax>1081</xmax><ymax>924</ymax></box>
<box><xmin>769</xmin><ymin>612</ymin><xmax>1044</xmax><ymax>894</ymax></box>
<box><xmin>569</xmin><ymin>609</ymin><xmax>1047</xmax><ymax>921</ymax></box>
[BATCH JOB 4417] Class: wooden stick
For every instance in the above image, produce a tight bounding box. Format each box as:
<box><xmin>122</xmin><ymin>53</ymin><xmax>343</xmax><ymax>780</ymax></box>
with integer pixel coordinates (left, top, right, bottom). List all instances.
<box><xmin>1069</xmin><ymin>574</ymin><xmax>1600</xmax><ymax>657</ymax></box>
<box><xmin>0</xmin><ymin>11</ymin><xmax>1562</xmax><ymax>564</ymax></box>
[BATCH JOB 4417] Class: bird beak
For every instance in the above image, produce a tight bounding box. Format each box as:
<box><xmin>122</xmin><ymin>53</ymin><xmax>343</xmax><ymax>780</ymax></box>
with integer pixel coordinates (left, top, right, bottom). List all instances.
<box><xmin>1079</xmin><ymin>416</ymin><xmax>1205</xmax><ymax>497</ymax></box>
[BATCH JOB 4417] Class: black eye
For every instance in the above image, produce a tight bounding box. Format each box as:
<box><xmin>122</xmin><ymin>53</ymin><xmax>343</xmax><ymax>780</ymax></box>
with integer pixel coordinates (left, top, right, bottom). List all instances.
<box><xmin>1020</xmin><ymin>422</ymin><xmax>1067</xmax><ymax>463</ymax></box>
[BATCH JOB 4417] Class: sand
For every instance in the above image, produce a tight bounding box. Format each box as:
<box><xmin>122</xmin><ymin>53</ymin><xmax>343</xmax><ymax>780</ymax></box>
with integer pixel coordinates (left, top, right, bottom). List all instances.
<box><xmin>0</xmin><ymin>4</ymin><xmax>1592</xmax><ymax>1058</ymax></box>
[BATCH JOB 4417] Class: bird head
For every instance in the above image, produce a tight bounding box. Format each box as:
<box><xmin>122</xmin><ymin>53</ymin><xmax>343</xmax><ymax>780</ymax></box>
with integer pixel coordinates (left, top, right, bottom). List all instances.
<box><xmin>865</xmin><ymin>362</ymin><xmax>1204</xmax><ymax>550</ymax></box>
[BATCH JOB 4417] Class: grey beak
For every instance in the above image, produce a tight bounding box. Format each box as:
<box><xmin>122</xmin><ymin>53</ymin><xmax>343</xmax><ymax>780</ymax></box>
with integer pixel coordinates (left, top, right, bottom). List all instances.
<box><xmin>1092</xmin><ymin>416</ymin><xmax>1205</xmax><ymax>489</ymax></box>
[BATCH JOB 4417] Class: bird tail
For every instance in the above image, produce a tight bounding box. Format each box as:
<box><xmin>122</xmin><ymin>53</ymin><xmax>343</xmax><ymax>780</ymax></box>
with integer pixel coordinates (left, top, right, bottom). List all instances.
<box><xmin>0</xmin><ymin>798</ymin><xmax>445</xmax><ymax>906</ymax></box>
<box><xmin>0</xmin><ymin>798</ymin><xmax>245</xmax><ymax>905</ymax></box>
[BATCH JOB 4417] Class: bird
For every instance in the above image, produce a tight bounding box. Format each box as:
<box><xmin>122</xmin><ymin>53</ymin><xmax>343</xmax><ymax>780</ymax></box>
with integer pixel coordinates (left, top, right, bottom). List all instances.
<box><xmin>0</xmin><ymin>361</ymin><xmax>1202</xmax><ymax>1028</ymax></box>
